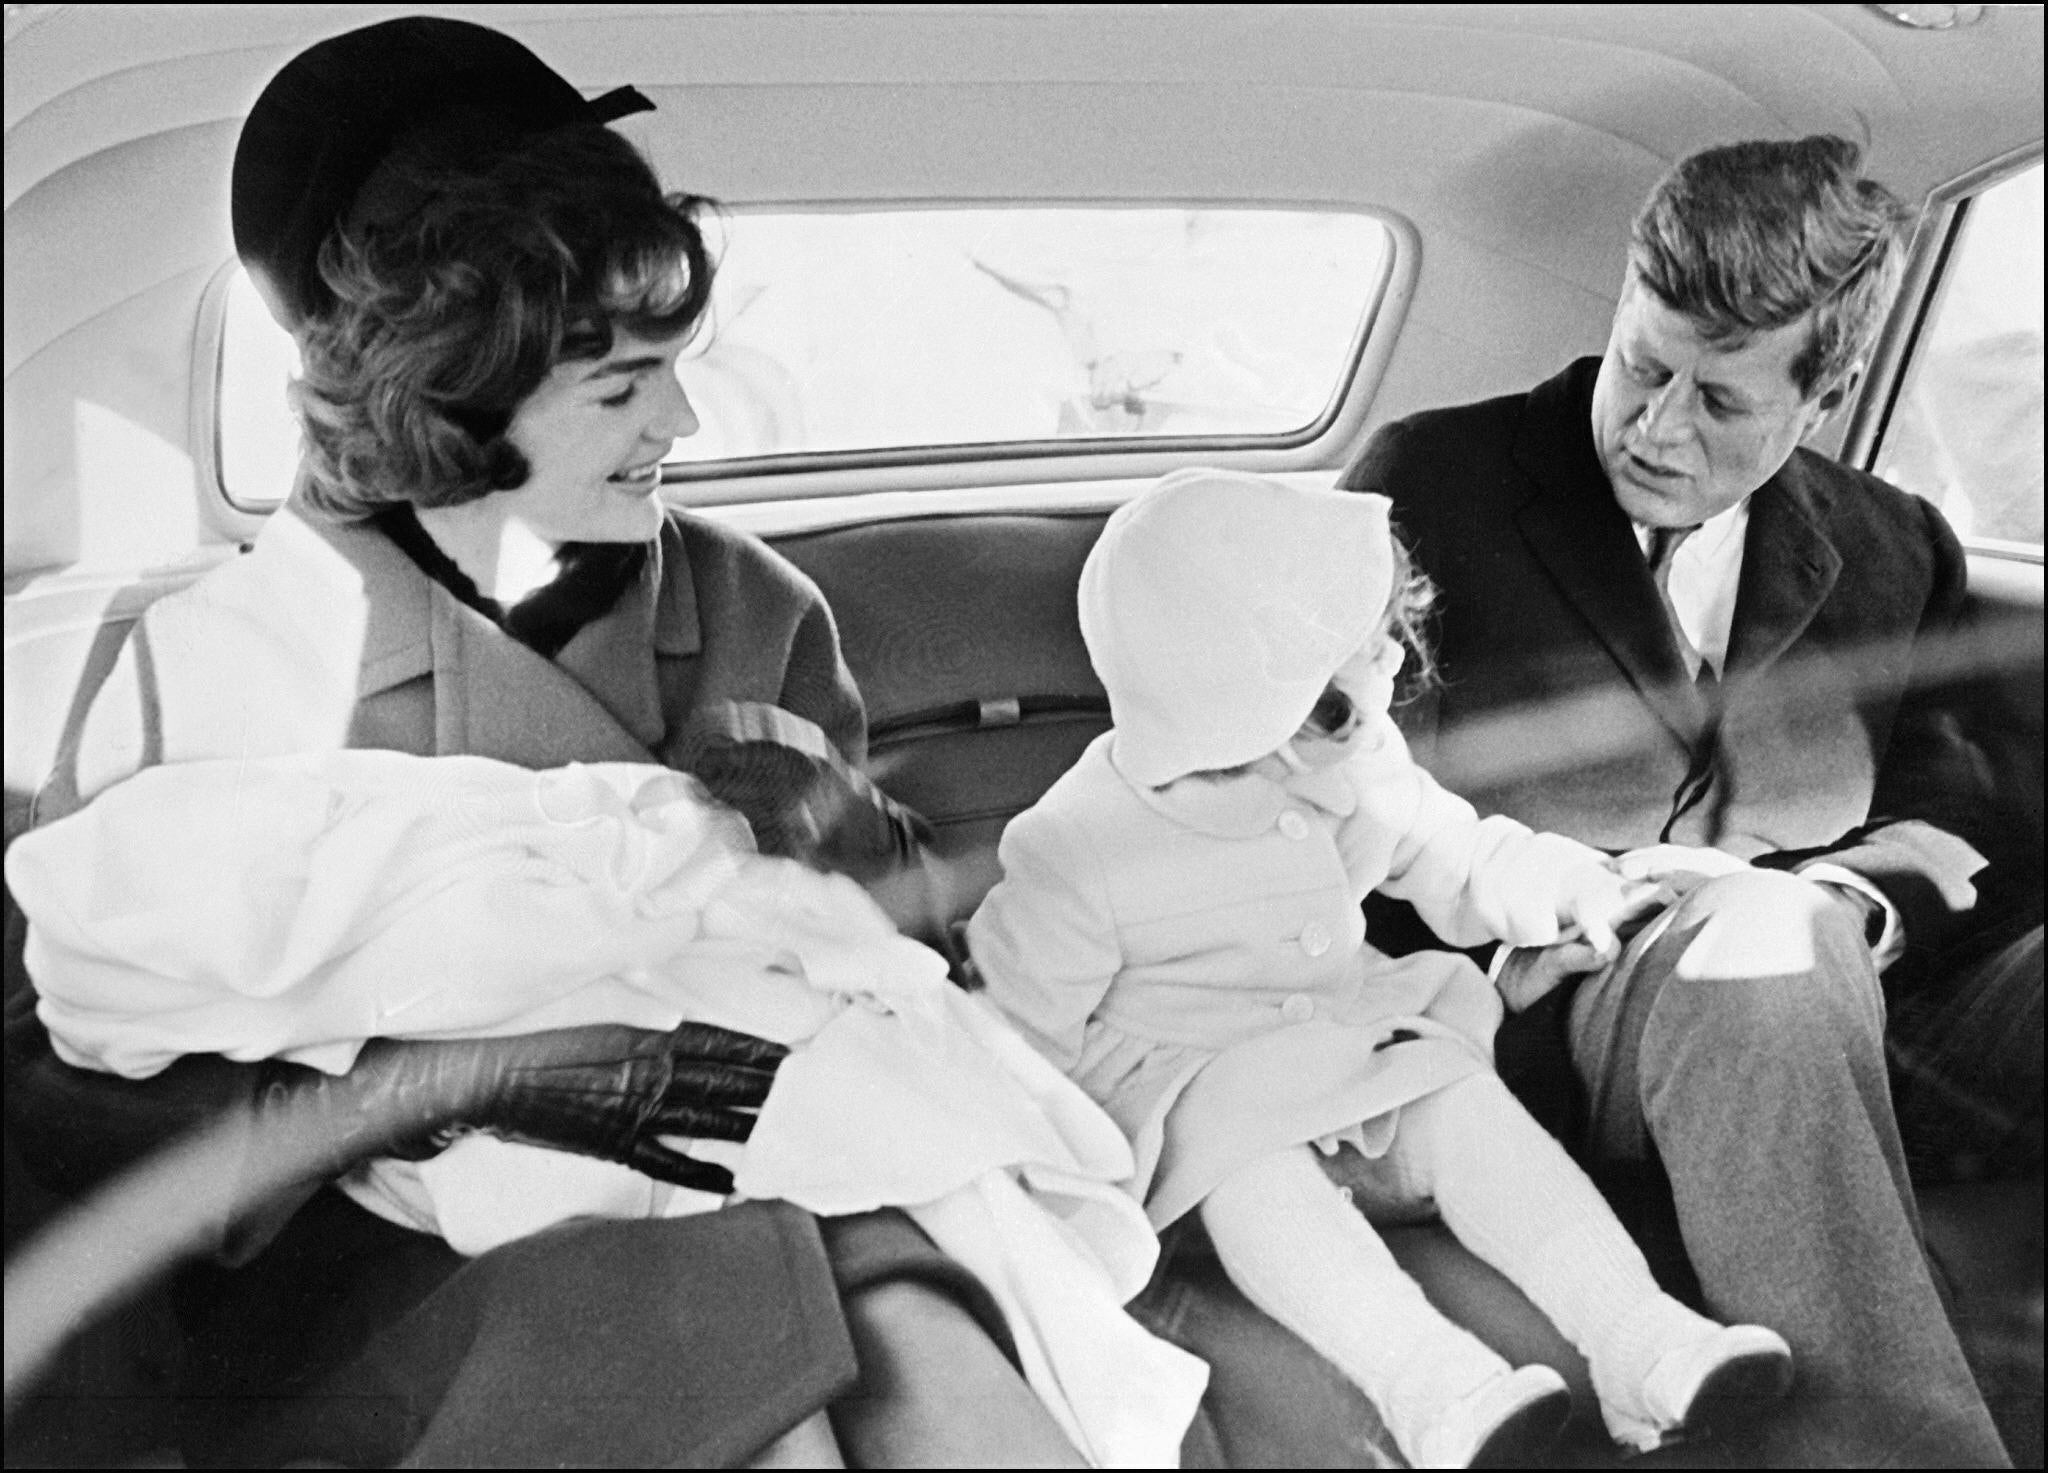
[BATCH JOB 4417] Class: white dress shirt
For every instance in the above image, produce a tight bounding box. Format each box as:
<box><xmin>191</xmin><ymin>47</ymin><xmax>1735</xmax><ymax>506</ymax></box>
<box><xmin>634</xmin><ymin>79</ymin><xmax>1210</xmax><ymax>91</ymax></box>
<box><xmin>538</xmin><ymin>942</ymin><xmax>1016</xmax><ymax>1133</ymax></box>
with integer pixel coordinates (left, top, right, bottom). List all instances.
<box><xmin>1632</xmin><ymin>500</ymin><xmax>1748</xmax><ymax>680</ymax></box>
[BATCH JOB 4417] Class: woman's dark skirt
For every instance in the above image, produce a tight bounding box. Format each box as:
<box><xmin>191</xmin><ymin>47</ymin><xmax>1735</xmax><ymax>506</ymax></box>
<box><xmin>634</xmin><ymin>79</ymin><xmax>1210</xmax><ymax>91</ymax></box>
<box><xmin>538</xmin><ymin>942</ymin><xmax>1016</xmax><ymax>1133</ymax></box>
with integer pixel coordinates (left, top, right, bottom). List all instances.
<box><xmin>173</xmin><ymin>1186</ymin><xmax>1005</xmax><ymax>1468</ymax></box>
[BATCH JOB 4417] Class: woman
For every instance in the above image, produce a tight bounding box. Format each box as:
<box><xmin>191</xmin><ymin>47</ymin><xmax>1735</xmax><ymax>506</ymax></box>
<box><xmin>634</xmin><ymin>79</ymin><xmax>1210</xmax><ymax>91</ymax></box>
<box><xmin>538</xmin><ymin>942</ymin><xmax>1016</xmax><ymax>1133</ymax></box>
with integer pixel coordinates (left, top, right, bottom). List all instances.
<box><xmin>5</xmin><ymin>16</ymin><xmax>1084</xmax><ymax>1468</ymax></box>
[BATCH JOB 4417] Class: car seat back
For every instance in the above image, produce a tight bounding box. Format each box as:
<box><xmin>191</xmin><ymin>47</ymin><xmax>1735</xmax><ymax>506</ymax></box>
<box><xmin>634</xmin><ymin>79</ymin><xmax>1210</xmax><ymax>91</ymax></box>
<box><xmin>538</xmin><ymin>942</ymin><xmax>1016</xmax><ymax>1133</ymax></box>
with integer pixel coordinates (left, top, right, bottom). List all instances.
<box><xmin>769</xmin><ymin>512</ymin><xmax>1111</xmax><ymax>917</ymax></box>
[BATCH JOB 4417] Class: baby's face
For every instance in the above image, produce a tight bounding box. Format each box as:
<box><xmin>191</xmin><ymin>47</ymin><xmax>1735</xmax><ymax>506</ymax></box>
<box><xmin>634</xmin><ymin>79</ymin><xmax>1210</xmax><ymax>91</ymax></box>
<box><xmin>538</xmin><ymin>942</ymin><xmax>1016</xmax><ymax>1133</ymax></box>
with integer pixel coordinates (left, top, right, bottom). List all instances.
<box><xmin>1285</xmin><ymin>632</ymin><xmax>1404</xmax><ymax>769</ymax></box>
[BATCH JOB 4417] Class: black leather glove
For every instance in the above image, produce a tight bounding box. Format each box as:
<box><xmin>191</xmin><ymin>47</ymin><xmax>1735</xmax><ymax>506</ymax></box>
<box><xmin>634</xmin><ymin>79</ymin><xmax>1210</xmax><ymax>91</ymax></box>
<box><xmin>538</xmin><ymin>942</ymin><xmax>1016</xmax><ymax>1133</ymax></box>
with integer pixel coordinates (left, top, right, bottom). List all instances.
<box><xmin>679</xmin><ymin>701</ymin><xmax>932</xmax><ymax>882</ymax></box>
<box><xmin>264</xmin><ymin>1022</ymin><xmax>788</xmax><ymax>1195</ymax></box>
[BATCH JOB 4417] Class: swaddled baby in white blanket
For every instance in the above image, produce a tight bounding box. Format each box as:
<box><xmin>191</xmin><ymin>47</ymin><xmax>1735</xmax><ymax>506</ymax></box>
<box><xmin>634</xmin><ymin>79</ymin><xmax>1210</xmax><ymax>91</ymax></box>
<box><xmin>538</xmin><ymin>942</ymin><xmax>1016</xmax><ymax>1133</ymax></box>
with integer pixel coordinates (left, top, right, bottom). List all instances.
<box><xmin>7</xmin><ymin>749</ymin><xmax>1206</xmax><ymax>1467</ymax></box>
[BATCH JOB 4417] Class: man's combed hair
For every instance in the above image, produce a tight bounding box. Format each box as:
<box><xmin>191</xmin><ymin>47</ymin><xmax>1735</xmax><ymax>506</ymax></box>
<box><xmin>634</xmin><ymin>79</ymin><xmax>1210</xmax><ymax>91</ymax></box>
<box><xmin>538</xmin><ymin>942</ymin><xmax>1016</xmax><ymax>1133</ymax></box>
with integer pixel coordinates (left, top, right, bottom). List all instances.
<box><xmin>291</xmin><ymin>121</ymin><xmax>714</xmax><ymax>519</ymax></box>
<box><xmin>1629</xmin><ymin>135</ymin><xmax>1914</xmax><ymax>399</ymax></box>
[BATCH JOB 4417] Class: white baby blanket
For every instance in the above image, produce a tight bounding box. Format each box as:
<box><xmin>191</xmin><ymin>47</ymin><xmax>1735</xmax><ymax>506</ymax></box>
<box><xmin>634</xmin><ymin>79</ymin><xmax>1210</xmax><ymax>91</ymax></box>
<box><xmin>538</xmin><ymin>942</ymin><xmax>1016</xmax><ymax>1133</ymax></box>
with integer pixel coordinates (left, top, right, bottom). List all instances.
<box><xmin>8</xmin><ymin>751</ymin><xmax>1207</xmax><ymax>1467</ymax></box>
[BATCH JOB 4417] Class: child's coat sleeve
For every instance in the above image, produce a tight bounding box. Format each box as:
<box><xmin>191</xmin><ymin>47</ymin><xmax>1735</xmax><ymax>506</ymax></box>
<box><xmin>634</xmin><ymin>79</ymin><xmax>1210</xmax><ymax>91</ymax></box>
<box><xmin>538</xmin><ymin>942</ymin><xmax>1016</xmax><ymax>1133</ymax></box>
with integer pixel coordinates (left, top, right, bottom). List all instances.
<box><xmin>1355</xmin><ymin>726</ymin><xmax>1612</xmax><ymax>949</ymax></box>
<box><xmin>967</xmin><ymin>802</ymin><xmax>1123</xmax><ymax>1074</ymax></box>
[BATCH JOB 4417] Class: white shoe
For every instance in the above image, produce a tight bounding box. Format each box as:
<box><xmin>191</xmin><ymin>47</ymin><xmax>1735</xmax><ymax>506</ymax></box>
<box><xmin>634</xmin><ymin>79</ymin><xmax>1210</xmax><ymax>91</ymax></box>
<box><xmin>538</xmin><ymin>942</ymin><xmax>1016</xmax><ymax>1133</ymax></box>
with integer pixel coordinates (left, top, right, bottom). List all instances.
<box><xmin>1606</xmin><ymin>1323</ymin><xmax>1794</xmax><ymax>1452</ymax></box>
<box><xmin>1414</xmin><ymin>1363</ymin><xmax>1573</xmax><ymax>1468</ymax></box>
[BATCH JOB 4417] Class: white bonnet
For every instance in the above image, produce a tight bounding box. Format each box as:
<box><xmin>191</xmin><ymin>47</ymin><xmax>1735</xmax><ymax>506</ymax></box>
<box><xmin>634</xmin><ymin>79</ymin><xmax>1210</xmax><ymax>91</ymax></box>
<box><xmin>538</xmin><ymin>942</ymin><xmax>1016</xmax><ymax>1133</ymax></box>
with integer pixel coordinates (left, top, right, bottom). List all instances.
<box><xmin>1078</xmin><ymin>468</ymin><xmax>1395</xmax><ymax>786</ymax></box>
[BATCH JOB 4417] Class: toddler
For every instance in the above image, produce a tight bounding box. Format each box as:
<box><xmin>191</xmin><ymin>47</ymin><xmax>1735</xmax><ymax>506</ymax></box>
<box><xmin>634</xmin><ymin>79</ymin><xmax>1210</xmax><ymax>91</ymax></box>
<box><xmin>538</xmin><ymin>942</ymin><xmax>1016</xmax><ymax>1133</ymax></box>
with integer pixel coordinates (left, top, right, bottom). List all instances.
<box><xmin>969</xmin><ymin>469</ymin><xmax>1793</xmax><ymax>1467</ymax></box>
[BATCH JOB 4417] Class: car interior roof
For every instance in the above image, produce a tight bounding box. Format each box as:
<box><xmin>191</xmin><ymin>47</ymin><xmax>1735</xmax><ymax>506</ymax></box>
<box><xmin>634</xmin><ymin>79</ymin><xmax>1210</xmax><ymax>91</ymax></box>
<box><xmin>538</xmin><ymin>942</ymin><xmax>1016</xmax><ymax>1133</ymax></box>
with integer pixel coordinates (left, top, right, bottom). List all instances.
<box><xmin>7</xmin><ymin>6</ymin><xmax>2045</xmax><ymax>576</ymax></box>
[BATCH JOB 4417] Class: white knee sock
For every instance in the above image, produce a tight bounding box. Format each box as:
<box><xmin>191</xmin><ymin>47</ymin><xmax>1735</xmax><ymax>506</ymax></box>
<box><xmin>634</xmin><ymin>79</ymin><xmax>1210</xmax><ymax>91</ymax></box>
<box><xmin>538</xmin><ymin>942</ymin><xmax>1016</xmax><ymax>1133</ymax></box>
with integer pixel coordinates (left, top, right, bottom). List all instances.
<box><xmin>1395</xmin><ymin>1074</ymin><xmax>1724</xmax><ymax>1429</ymax></box>
<box><xmin>1199</xmin><ymin>1146</ymin><xmax>1513</xmax><ymax>1457</ymax></box>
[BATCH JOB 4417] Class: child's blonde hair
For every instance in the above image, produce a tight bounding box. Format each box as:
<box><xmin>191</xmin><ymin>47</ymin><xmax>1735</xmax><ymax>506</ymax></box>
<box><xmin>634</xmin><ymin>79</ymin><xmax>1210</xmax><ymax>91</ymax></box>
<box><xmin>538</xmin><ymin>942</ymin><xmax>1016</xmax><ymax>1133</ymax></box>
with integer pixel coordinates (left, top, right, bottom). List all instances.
<box><xmin>1385</xmin><ymin>527</ymin><xmax>1438</xmax><ymax>697</ymax></box>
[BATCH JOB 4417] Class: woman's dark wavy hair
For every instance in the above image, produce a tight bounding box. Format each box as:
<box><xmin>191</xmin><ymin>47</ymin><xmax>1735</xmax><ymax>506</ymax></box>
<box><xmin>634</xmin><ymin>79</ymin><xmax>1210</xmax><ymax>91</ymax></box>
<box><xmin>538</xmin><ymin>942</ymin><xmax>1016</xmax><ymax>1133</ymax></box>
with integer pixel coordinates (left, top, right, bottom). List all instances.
<box><xmin>291</xmin><ymin>120</ymin><xmax>714</xmax><ymax>519</ymax></box>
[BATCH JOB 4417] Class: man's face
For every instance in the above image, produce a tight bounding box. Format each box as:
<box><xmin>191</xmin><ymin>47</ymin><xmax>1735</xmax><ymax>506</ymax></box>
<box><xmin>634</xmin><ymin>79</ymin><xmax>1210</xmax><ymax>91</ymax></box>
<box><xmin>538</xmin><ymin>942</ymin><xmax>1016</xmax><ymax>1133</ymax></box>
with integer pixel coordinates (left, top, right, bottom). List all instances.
<box><xmin>1590</xmin><ymin>278</ymin><xmax>1843</xmax><ymax>528</ymax></box>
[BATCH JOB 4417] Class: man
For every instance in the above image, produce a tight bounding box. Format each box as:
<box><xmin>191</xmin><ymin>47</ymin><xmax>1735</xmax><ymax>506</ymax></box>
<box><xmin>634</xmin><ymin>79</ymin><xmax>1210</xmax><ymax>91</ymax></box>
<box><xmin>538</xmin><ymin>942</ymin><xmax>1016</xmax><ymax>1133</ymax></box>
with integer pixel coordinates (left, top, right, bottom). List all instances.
<box><xmin>1342</xmin><ymin>136</ymin><xmax>2041</xmax><ymax>1467</ymax></box>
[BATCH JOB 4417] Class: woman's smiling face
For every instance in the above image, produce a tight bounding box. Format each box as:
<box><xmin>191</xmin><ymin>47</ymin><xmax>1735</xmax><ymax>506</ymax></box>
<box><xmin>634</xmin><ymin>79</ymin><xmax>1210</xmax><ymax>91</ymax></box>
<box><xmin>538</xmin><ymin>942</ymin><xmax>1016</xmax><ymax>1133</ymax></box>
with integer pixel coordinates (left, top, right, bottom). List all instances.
<box><xmin>498</xmin><ymin>326</ymin><xmax>701</xmax><ymax>545</ymax></box>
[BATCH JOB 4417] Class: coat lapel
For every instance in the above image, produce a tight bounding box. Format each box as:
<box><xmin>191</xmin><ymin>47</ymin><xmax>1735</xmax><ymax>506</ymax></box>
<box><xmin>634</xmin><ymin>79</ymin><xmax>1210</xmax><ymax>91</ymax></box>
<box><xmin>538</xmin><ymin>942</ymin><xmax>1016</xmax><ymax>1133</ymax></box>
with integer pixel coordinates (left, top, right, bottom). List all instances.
<box><xmin>272</xmin><ymin>500</ymin><xmax>435</xmax><ymax>697</ymax></box>
<box><xmin>1725</xmin><ymin>456</ymin><xmax>1841</xmax><ymax>681</ymax></box>
<box><xmin>430</xmin><ymin>590</ymin><xmax>660</xmax><ymax>767</ymax></box>
<box><xmin>1509</xmin><ymin>363</ymin><xmax>1709</xmax><ymax>747</ymax></box>
<box><xmin>284</xmin><ymin>499</ymin><xmax>668</xmax><ymax>769</ymax></box>
<box><xmin>551</xmin><ymin>554</ymin><xmax>668</xmax><ymax>752</ymax></box>
<box><xmin>436</xmin><ymin>519</ymin><xmax>705</xmax><ymax>766</ymax></box>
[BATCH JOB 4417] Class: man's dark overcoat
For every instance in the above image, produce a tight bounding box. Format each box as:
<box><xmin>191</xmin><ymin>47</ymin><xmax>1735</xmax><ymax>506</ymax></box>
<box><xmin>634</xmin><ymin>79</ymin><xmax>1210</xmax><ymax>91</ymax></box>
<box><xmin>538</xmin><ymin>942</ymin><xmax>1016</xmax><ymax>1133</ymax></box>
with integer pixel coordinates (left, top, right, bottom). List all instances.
<box><xmin>1343</xmin><ymin>356</ymin><xmax>2011</xmax><ymax>979</ymax></box>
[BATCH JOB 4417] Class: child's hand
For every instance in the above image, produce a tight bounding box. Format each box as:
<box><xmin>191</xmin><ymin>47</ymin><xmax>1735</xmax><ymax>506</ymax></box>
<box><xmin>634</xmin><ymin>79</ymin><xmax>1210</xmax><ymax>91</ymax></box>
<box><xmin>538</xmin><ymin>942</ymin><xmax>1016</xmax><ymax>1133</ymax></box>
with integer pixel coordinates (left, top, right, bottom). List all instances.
<box><xmin>1555</xmin><ymin>865</ymin><xmax>1666</xmax><ymax>962</ymax></box>
<box><xmin>1501</xmin><ymin>867</ymin><xmax>1670</xmax><ymax>1012</ymax></box>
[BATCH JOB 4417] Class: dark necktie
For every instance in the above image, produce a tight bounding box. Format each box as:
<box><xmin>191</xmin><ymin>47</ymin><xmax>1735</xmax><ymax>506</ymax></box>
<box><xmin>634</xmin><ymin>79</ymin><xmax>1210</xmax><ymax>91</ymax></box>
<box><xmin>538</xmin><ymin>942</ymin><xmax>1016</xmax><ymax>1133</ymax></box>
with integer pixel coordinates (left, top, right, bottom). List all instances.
<box><xmin>1646</xmin><ymin>524</ymin><xmax>1724</xmax><ymax>839</ymax></box>
<box><xmin>1645</xmin><ymin>524</ymin><xmax>1715</xmax><ymax>690</ymax></box>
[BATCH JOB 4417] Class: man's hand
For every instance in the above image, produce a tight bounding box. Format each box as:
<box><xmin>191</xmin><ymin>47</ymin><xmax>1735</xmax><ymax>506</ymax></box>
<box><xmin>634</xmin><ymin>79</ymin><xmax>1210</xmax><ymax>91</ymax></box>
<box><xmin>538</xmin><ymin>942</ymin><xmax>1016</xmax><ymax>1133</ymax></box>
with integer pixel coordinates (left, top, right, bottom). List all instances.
<box><xmin>1621</xmin><ymin>845</ymin><xmax>1887</xmax><ymax>947</ymax></box>
<box><xmin>1814</xmin><ymin>879</ymin><xmax>1888</xmax><ymax>946</ymax></box>
<box><xmin>269</xmin><ymin>1023</ymin><xmax>789</xmax><ymax>1195</ymax></box>
<box><xmin>1616</xmin><ymin>843</ymin><xmax>1754</xmax><ymax>889</ymax></box>
<box><xmin>1496</xmin><ymin>937</ymin><xmax>1615</xmax><ymax>1014</ymax></box>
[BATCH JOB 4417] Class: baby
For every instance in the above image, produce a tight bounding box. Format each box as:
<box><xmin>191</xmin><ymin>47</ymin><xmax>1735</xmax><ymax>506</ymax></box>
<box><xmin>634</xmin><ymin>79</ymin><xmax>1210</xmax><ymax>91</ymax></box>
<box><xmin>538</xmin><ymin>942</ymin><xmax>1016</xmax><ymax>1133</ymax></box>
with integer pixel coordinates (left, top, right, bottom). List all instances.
<box><xmin>969</xmin><ymin>469</ymin><xmax>1792</xmax><ymax>1467</ymax></box>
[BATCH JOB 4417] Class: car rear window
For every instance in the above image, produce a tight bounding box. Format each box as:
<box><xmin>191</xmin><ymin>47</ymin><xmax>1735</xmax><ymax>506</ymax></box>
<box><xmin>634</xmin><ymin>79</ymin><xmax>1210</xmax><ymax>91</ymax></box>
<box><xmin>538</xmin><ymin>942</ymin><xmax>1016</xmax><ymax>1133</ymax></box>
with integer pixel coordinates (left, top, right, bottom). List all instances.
<box><xmin>214</xmin><ymin>206</ymin><xmax>1394</xmax><ymax>509</ymax></box>
<box><xmin>668</xmin><ymin>207</ymin><xmax>1392</xmax><ymax>467</ymax></box>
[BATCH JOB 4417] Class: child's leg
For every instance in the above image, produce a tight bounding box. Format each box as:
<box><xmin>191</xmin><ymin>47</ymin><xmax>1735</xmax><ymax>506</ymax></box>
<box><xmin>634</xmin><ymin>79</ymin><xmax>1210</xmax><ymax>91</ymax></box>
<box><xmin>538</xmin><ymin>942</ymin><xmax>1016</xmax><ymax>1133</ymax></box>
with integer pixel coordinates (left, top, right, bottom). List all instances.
<box><xmin>1393</xmin><ymin>1072</ymin><xmax>1790</xmax><ymax>1448</ymax></box>
<box><xmin>1201</xmin><ymin>1146</ymin><xmax>1569</xmax><ymax>1467</ymax></box>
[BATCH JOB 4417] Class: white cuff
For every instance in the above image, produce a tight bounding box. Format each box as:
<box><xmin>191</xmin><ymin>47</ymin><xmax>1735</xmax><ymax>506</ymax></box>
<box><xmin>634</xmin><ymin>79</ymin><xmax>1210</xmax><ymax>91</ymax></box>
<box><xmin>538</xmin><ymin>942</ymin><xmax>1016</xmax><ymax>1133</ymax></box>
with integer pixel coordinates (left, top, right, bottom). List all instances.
<box><xmin>1798</xmin><ymin>862</ymin><xmax>1904</xmax><ymax>972</ymax></box>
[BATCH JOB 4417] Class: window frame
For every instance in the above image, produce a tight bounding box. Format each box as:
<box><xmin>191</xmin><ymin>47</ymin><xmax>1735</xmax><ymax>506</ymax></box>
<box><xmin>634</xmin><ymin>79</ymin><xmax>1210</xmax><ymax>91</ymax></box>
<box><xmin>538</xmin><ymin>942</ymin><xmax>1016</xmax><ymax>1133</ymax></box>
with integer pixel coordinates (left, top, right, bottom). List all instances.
<box><xmin>662</xmin><ymin>198</ymin><xmax>1414</xmax><ymax>500</ymax></box>
<box><xmin>199</xmin><ymin>198</ymin><xmax>1418</xmax><ymax>517</ymax></box>
<box><xmin>194</xmin><ymin>257</ymin><xmax>276</xmax><ymax>539</ymax></box>
<box><xmin>1842</xmin><ymin>142</ymin><xmax>2045</xmax><ymax>566</ymax></box>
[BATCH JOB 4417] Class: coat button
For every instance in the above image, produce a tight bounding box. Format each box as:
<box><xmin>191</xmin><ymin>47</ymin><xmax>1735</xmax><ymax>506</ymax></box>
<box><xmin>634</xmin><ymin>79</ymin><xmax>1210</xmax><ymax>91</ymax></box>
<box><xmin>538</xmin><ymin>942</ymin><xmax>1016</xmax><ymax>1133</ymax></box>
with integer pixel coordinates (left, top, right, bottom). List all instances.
<box><xmin>1281</xmin><ymin>994</ymin><xmax>1316</xmax><ymax>1022</ymax></box>
<box><xmin>1278</xmin><ymin>811</ymin><xmax>1311</xmax><ymax>840</ymax></box>
<box><xmin>1299</xmin><ymin>924</ymin><xmax>1331</xmax><ymax>957</ymax></box>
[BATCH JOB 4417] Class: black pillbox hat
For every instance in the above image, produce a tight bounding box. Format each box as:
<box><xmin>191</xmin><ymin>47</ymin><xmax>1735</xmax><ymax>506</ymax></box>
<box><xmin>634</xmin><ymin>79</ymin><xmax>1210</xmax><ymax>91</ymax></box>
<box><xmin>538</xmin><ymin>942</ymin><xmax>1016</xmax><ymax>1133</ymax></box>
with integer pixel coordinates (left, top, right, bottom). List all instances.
<box><xmin>231</xmin><ymin>15</ymin><xmax>653</xmax><ymax>331</ymax></box>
